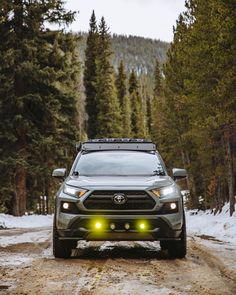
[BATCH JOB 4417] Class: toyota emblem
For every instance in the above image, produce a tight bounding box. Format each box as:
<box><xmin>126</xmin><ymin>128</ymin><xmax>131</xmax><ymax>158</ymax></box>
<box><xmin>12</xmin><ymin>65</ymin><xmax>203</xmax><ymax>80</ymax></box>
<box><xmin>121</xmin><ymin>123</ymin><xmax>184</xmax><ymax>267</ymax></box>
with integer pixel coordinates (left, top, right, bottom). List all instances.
<box><xmin>113</xmin><ymin>193</ymin><xmax>127</xmax><ymax>205</ymax></box>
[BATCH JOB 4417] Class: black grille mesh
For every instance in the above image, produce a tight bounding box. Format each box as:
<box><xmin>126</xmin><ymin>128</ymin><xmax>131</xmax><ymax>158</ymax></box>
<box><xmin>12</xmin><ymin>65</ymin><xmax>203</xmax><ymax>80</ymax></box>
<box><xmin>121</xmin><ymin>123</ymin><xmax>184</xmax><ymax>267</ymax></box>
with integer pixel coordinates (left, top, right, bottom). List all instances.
<box><xmin>83</xmin><ymin>191</ymin><xmax>155</xmax><ymax>210</ymax></box>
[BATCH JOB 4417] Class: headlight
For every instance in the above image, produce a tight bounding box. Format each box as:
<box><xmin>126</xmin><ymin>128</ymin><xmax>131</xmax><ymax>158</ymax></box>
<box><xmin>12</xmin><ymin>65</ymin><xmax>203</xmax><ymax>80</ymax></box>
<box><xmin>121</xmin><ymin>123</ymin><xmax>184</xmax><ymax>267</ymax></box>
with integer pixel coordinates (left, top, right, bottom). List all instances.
<box><xmin>151</xmin><ymin>185</ymin><xmax>176</xmax><ymax>198</ymax></box>
<box><xmin>63</xmin><ymin>184</ymin><xmax>87</xmax><ymax>198</ymax></box>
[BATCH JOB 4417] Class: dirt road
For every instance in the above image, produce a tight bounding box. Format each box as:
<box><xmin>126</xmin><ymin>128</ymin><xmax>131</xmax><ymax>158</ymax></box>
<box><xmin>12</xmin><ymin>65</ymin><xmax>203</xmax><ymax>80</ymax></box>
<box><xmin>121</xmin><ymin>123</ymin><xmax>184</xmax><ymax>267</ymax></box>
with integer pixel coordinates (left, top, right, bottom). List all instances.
<box><xmin>0</xmin><ymin>227</ymin><xmax>236</xmax><ymax>295</ymax></box>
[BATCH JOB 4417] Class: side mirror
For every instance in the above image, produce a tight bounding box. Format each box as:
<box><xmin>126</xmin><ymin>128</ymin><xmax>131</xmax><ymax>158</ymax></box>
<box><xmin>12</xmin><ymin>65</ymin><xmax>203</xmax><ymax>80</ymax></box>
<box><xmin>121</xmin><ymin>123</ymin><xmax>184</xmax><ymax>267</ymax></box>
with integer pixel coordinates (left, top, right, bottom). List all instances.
<box><xmin>52</xmin><ymin>168</ymin><xmax>67</xmax><ymax>179</ymax></box>
<box><xmin>172</xmin><ymin>168</ymin><xmax>187</xmax><ymax>181</ymax></box>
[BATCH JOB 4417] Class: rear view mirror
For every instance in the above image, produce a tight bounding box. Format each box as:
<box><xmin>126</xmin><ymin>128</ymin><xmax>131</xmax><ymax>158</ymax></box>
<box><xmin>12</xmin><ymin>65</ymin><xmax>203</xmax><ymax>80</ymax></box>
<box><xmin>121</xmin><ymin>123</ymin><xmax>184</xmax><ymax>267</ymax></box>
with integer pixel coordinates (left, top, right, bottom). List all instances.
<box><xmin>52</xmin><ymin>168</ymin><xmax>67</xmax><ymax>179</ymax></box>
<box><xmin>172</xmin><ymin>168</ymin><xmax>187</xmax><ymax>181</ymax></box>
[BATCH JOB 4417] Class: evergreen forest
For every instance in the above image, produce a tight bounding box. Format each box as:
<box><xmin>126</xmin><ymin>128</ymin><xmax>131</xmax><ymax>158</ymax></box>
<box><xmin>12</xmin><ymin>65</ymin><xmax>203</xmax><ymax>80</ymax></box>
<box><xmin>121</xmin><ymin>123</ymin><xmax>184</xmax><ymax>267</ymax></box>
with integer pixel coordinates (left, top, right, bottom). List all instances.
<box><xmin>0</xmin><ymin>1</ymin><xmax>235</xmax><ymax>216</ymax></box>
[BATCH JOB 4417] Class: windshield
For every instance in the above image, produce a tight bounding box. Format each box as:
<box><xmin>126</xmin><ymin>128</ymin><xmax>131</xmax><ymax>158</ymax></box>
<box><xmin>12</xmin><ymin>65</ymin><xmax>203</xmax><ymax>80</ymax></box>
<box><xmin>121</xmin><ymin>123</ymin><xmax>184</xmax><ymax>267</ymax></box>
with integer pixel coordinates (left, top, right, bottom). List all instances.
<box><xmin>74</xmin><ymin>151</ymin><xmax>165</xmax><ymax>176</ymax></box>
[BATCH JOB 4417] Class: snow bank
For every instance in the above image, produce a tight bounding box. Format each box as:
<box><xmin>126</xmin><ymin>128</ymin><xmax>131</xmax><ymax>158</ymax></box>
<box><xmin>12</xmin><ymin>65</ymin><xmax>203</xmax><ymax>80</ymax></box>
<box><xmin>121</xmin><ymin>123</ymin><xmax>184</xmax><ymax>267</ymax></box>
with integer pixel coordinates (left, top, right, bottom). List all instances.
<box><xmin>0</xmin><ymin>214</ymin><xmax>53</xmax><ymax>229</ymax></box>
<box><xmin>0</xmin><ymin>229</ymin><xmax>51</xmax><ymax>247</ymax></box>
<box><xmin>186</xmin><ymin>203</ymin><xmax>236</xmax><ymax>245</ymax></box>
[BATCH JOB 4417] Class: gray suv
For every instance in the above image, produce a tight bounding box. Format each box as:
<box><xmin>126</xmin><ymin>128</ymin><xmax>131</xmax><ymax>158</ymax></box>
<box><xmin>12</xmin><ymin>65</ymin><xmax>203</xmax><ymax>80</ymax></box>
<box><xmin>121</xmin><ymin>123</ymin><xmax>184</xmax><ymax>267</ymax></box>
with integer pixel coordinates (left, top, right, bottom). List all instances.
<box><xmin>52</xmin><ymin>139</ymin><xmax>187</xmax><ymax>259</ymax></box>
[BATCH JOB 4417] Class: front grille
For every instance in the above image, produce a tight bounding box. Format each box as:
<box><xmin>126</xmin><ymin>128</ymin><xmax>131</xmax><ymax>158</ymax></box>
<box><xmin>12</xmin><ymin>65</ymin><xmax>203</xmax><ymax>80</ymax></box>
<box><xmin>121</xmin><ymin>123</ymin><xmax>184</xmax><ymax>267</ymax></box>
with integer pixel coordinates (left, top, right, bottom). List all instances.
<box><xmin>83</xmin><ymin>190</ymin><xmax>155</xmax><ymax>211</ymax></box>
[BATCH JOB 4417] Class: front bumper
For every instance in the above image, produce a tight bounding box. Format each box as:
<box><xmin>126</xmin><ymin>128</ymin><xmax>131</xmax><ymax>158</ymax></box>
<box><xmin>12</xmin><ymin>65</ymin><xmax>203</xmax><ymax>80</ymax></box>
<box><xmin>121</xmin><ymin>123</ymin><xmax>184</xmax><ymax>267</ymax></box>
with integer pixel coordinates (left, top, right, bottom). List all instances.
<box><xmin>56</xmin><ymin>212</ymin><xmax>183</xmax><ymax>241</ymax></box>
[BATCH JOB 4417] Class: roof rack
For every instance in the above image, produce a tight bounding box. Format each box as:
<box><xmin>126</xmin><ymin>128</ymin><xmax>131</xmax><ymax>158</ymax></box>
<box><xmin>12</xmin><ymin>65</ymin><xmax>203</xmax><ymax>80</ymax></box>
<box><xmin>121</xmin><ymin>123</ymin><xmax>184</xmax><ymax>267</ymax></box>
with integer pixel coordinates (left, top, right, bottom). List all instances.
<box><xmin>87</xmin><ymin>138</ymin><xmax>152</xmax><ymax>143</ymax></box>
<box><xmin>76</xmin><ymin>138</ymin><xmax>156</xmax><ymax>152</ymax></box>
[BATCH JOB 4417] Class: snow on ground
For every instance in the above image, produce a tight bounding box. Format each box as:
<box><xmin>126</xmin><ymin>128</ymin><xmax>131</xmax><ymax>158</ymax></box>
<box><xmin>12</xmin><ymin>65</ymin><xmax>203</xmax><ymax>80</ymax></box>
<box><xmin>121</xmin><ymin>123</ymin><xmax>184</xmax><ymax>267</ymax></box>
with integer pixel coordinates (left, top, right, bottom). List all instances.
<box><xmin>0</xmin><ymin>229</ymin><xmax>51</xmax><ymax>247</ymax></box>
<box><xmin>0</xmin><ymin>253</ymin><xmax>33</xmax><ymax>267</ymax></box>
<box><xmin>0</xmin><ymin>214</ymin><xmax>53</xmax><ymax>229</ymax></box>
<box><xmin>186</xmin><ymin>203</ymin><xmax>236</xmax><ymax>245</ymax></box>
<box><xmin>0</xmin><ymin>214</ymin><xmax>52</xmax><ymax>248</ymax></box>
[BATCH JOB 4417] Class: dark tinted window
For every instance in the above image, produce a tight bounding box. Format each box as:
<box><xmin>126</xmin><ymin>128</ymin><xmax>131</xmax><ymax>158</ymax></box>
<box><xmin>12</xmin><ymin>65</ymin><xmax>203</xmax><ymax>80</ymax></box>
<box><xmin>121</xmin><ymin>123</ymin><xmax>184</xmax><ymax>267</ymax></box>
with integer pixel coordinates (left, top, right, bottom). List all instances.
<box><xmin>74</xmin><ymin>151</ymin><xmax>165</xmax><ymax>176</ymax></box>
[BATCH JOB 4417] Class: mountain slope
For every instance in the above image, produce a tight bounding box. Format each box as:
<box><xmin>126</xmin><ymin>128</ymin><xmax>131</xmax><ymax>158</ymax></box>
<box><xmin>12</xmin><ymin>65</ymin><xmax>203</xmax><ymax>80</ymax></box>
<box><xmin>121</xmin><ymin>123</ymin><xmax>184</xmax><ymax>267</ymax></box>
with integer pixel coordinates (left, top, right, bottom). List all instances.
<box><xmin>78</xmin><ymin>32</ymin><xmax>170</xmax><ymax>74</ymax></box>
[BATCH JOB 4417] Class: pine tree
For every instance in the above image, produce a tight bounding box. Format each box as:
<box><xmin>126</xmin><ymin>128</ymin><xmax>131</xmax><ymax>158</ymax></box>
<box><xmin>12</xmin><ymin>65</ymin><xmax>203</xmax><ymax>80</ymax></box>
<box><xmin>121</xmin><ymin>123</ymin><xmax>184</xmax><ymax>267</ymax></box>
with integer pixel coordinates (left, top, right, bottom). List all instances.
<box><xmin>84</xmin><ymin>11</ymin><xmax>99</xmax><ymax>138</ymax></box>
<box><xmin>149</xmin><ymin>59</ymin><xmax>162</xmax><ymax>139</ymax></box>
<box><xmin>116</xmin><ymin>61</ymin><xmax>127</xmax><ymax>105</ymax></box>
<box><xmin>128</xmin><ymin>70</ymin><xmax>139</xmax><ymax>95</ymax></box>
<box><xmin>115</xmin><ymin>61</ymin><xmax>131</xmax><ymax>137</ymax></box>
<box><xmin>95</xmin><ymin>17</ymin><xmax>122</xmax><ymax>138</ymax></box>
<box><xmin>0</xmin><ymin>1</ymin><xmax>78</xmax><ymax>215</ymax></box>
<box><xmin>128</xmin><ymin>70</ymin><xmax>147</xmax><ymax>138</ymax></box>
<box><xmin>153</xmin><ymin>59</ymin><xmax>162</xmax><ymax>97</ymax></box>
<box><xmin>146</xmin><ymin>94</ymin><xmax>152</xmax><ymax>135</ymax></box>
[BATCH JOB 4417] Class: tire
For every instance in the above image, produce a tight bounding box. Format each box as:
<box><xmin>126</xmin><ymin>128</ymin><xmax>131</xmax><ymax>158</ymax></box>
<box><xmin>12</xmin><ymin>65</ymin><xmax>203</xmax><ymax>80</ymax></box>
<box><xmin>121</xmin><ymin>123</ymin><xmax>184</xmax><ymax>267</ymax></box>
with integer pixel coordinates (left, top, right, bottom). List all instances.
<box><xmin>160</xmin><ymin>240</ymin><xmax>168</xmax><ymax>250</ymax></box>
<box><xmin>53</xmin><ymin>221</ymin><xmax>76</xmax><ymax>259</ymax></box>
<box><xmin>160</xmin><ymin>214</ymin><xmax>187</xmax><ymax>259</ymax></box>
<box><xmin>168</xmin><ymin>217</ymin><xmax>187</xmax><ymax>259</ymax></box>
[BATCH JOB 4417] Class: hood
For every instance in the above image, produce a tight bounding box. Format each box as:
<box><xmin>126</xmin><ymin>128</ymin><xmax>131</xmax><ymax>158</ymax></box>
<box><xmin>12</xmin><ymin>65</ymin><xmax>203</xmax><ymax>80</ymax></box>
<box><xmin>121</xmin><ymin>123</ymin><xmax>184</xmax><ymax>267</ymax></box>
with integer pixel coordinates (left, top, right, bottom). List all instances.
<box><xmin>65</xmin><ymin>175</ymin><xmax>173</xmax><ymax>190</ymax></box>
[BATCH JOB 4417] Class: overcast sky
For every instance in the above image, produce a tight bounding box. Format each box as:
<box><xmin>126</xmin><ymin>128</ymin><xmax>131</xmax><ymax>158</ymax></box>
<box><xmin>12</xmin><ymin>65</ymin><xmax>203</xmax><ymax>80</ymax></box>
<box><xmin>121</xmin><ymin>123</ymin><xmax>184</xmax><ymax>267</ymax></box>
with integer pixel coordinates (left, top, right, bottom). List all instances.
<box><xmin>64</xmin><ymin>0</ymin><xmax>186</xmax><ymax>42</ymax></box>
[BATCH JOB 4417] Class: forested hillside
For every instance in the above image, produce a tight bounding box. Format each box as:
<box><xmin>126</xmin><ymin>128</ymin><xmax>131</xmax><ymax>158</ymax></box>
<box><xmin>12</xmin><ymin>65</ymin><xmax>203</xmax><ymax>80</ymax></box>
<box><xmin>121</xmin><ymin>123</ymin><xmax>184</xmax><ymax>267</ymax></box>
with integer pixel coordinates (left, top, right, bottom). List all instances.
<box><xmin>78</xmin><ymin>33</ymin><xmax>169</xmax><ymax>74</ymax></box>
<box><xmin>77</xmin><ymin>33</ymin><xmax>169</xmax><ymax>142</ymax></box>
<box><xmin>0</xmin><ymin>1</ymin><xmax>235</xmax><ymax>217</ymax></box>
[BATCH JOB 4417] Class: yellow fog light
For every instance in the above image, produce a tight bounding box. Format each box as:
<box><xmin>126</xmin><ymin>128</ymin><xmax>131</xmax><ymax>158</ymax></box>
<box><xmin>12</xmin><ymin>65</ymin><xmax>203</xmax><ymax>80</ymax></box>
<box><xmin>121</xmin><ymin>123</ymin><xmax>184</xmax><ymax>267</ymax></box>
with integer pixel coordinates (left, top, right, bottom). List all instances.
<box><xmin>95</xmin><ymin>222</ymin><xmax>102</xmax><ymax>229</ymax></box>
<box><xmin>138</xmin><ymin>221</ymin><xmax>148</xmax><ymax>231</ymax></box>
<box><xmin>140</xmin><ymin>223</ymin><xmax>145</xmax><ymax>230</ymax></box>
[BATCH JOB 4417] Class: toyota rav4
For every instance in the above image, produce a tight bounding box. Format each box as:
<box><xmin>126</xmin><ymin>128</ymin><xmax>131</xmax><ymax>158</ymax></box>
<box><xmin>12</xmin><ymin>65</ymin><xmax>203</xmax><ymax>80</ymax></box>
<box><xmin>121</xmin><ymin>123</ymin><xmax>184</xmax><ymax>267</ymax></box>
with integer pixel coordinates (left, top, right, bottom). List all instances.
<box><xmin>52</xmin><ymin>139</ymin><xmax>187</xmax><ymax>258</ymax></box>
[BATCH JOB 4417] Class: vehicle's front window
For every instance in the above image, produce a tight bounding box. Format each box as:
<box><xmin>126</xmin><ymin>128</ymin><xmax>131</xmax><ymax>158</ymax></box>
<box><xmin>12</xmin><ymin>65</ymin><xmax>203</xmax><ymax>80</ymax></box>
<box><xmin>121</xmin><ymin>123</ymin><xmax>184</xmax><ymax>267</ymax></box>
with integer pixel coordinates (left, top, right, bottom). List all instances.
<box><xmin>74</xmin><ymin>151</ymin><xmax>165</xmax><ymax>176</ymax></box>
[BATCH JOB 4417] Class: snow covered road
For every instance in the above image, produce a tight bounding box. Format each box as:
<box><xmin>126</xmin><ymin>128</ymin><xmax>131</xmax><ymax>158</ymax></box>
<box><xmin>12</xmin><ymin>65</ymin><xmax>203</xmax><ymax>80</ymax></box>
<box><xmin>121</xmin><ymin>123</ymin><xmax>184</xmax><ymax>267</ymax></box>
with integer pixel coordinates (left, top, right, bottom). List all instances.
<box><xmin>0</xmin><ymin>206</ymin><xmax>236</xmax><ymax>295</ymax></box>
<box><xmin>0</xmin><ymin>228</ymin><xmax>236</xmax><ymax>294</ymax></box>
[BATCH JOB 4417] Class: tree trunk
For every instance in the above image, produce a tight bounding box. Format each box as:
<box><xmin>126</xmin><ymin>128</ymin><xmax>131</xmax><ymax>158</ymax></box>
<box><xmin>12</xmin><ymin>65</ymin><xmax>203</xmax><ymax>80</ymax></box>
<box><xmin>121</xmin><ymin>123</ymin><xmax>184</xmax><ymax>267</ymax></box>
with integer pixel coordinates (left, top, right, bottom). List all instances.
<box><xmin>178</xmin><ymin>135</ymin><xmax>198</xmax><ymax>208</ymax></box>
<box><xmin>44</xmin><ymin>177</ymin><xmax>50</xmax><ymax>214</ymax></box>
<box><xmin>13</xmin><ymin>165</ymin><xmax>27</xmax><ymax>216</ymax></box>
<box><xmin>223</xmin><ymin>128</ymin><xmax>235</xmax><ymax>216</ymax></box>
<box><xmin>11</xmin><ymin>0</ymin><xmax>27</xmax><ymax>217</ymax></box>
<box><xmin>214</xmin><ymin>177</ymin><xmax>223</xmax><ymax>214</ymax></box>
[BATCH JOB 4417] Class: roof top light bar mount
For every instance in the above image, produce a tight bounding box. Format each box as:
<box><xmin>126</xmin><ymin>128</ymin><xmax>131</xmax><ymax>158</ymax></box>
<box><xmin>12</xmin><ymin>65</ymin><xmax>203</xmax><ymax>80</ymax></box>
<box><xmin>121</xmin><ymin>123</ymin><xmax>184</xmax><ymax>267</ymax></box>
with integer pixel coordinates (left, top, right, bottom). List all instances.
<box><xmin>87</xmin><ymin>138</ymin><xmax>153</xmax><ymax>143</ymax></box>
<box><xmin>76</xmin><ymin>138</ymin><xmax>156</xmax><ymax>152</ymax></box>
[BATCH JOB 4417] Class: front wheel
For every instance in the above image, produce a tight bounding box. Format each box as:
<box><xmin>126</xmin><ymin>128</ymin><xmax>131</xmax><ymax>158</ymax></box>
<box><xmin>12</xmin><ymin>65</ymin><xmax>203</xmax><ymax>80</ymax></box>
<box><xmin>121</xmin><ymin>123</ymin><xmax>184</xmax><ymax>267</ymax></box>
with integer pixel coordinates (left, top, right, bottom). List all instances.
<box><xmin>168</xmin><ymin>226</ymin><xmax>186</xmax><ymax>258</ymax></box>
<box><xmin>160</xmin><ymin>218</ymin><xmax>187</xmax><ymax>259</ymax></box>
<box><xmin>160</xmin><ymin>240</ymin><xmax>168</xmax><ymax>250</ymax></box>
<box><xmin>53</xmin><ymin>222</ymin><xmax>77</xmax><ymax>258</ymax></box>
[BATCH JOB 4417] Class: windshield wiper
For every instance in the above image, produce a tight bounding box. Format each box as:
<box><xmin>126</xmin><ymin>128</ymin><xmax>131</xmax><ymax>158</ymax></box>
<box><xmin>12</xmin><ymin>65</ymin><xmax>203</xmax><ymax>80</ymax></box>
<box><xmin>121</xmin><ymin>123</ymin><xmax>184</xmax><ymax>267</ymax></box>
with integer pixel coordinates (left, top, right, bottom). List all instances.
<box><xmin>152</xmin><ymin>170</ymin><xmax>165</xmax><ymax>176</ymax></box>
<box><xmin>72</xmin><ymin>171</ymin><xmax>79</xmax><ymax>177</ymax></box>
